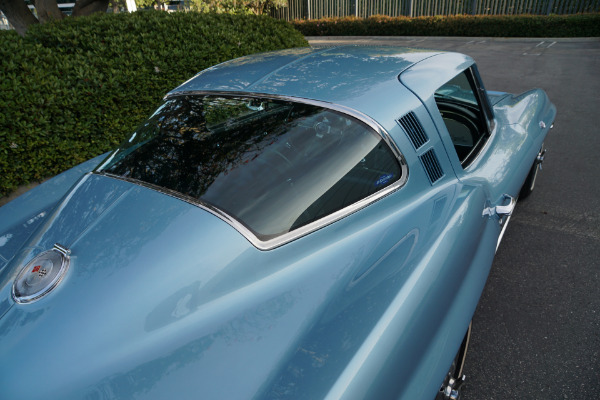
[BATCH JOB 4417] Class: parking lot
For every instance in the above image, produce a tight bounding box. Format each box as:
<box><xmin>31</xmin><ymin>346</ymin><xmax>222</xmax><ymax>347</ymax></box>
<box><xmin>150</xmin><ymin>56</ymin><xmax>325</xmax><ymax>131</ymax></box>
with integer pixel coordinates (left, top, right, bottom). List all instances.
<box><xmin>308</xmin><ymin>36</ymin><xmax>600</xmax><ymax>399</ymax></box>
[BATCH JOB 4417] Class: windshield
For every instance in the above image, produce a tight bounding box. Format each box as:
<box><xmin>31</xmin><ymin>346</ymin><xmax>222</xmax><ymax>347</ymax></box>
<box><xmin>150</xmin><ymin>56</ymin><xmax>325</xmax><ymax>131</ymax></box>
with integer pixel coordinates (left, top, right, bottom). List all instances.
<box><xmin>98</xmin><ymin>95</ymin><xmax>402</xmax><ymax>241</ymax></box>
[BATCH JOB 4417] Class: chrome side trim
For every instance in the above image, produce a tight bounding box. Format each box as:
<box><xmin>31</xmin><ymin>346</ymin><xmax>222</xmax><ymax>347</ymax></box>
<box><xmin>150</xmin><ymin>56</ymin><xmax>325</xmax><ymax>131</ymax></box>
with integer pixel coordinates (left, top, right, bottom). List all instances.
<box><xmin>496</xmin><ymin>212</ymin><xmax>512</xmax><ymax>253</ymax></box>
<box><xmin>464</xmin><ymin>121</ymin><xmax>496</xmax><ymax>173</ymax></box>
<box><xmin>482</xmin><ymin>194</ymin><xmax>517</xmax><ymax>253</ymax></box>
<box><xmin>495</xmin><ymin>195</ymin><xmax>517</xmax><ymax>253</ymax></box>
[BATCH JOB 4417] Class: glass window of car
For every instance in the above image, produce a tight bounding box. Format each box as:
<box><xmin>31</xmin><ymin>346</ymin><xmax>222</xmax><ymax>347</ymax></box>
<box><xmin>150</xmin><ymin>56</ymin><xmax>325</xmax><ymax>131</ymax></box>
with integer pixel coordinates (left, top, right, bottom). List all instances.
<box><xmin>97</xmin><ymin>95</ymin><xmax>403</xmax><ymax>242</ymax></box>
<box><xmin>435</xmin><ymin>69</ymin><xmax>490</xmax><ymax>167</ymax></box>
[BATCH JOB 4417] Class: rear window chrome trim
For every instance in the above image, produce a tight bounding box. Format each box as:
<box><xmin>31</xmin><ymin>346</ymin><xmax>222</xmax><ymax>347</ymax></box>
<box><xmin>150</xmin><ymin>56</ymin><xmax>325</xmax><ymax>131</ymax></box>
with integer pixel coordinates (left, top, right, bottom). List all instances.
<box><xmin>165</xmin><ymin>91</ymin><xmax>408</xmax><ymax>166</ymax></box>
<box><xmin>98</xmin><ymin>92</ymin><xmax>408</xmax><ymax>250</ymax></box>
<box><xmin>95</xmin><ymin>171</ymin><xmax>405</xmax><ymax>251</ymax></box>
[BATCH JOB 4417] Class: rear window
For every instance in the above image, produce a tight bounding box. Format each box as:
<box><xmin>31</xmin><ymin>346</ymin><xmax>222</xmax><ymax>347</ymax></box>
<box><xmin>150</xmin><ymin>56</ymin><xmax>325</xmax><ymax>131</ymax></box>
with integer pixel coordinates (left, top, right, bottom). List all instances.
<box><xmin>98</xmin><ymin>95</ymin><xmax>402</xmax><ymax>241</ymax></box>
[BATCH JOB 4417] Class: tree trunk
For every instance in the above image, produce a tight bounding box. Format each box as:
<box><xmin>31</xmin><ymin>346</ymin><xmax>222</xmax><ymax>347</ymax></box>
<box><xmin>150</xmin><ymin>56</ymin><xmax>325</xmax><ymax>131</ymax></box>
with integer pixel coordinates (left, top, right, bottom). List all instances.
<box><xmin>0</xmin><ymin>0</ymin><xmax>39</xmax><ymax>36</ymax></box>
<box><xmin>71</xmin><ymin>0</ymin><xmax>109</xmax><ymax>16</ymax></box>
<box><xmin>35</xmin><ymin>0</ymin><xmax>64</xmax><ymax>23</ymax></box>
<box><xmin>112</xmin><ymin>0</ymin><xmax>125</xmax><ymax>13</ymax></box>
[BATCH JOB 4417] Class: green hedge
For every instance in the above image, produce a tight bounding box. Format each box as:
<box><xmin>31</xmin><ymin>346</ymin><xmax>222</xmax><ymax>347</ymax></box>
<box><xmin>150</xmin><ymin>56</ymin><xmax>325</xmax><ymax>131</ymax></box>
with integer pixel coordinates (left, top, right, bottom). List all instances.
<box><xmin>291</xmin><ymin>13</ymin><xmax>600</xmax><ymax>37</ymax></box>
<box><xmin>0</xmin><ymin>11</ymin><xmax>308</xmax><ymax>197</ymax></box>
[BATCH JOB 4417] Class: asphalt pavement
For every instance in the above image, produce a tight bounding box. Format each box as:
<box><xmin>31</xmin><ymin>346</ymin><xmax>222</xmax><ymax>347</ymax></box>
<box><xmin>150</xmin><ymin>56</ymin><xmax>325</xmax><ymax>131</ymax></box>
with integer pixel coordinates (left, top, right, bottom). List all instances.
<box><xmin>307</xmin><ymin>36</ymin><xmax>600</xmax><ymax>400</ymax></box>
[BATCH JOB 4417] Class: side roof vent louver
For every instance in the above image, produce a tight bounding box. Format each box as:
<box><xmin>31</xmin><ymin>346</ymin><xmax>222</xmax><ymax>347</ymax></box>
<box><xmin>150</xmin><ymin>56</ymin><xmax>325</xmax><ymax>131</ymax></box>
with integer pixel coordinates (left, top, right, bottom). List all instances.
<box><xmin>397</xmin><ymin>112</ymin><xmax>428</xmax><ymax>150</ymax></box>
<box><xmin>420</xmin><ymin>149</ymin><xmax>444</xmax><ymax>184</ymax></box>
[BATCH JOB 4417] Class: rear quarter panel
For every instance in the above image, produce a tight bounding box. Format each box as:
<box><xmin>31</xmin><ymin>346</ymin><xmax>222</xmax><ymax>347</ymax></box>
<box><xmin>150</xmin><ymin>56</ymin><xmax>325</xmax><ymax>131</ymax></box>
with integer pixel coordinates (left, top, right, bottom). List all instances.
<box><xmin>0</xmin><ymin>154</ymin><xmax>107</xmax><ymax>271</ymax></box>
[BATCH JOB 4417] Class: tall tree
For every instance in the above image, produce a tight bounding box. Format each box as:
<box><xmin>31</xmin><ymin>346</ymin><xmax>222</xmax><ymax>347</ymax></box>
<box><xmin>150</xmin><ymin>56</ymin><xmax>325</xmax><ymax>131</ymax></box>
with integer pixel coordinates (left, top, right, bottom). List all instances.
<box><xmin>72</xmin><ymin>0</ymin><xmax>109</xmax><ymax>16</ymax></box>
<box><xmin>0</xmin><ymin>0</ymin><xmax>38</xmax><ymax>35</ymax></box>
<box><xmin>0</xmin><ymin>0</ymin><xmax>109</xmax><ymax>36</ymax></box>
<box><xmin>35</xmin><ymin>0</ymin><xmax>63</xmax><ymax>23</ymax></box>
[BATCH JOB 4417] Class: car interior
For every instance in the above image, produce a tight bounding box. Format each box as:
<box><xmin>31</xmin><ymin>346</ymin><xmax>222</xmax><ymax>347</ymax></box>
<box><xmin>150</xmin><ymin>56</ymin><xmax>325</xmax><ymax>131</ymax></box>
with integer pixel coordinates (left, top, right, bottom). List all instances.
<box><xmin>434</xmin><ymin>71</ymin><xmax>490</xmax><ymax>167</ymax></box>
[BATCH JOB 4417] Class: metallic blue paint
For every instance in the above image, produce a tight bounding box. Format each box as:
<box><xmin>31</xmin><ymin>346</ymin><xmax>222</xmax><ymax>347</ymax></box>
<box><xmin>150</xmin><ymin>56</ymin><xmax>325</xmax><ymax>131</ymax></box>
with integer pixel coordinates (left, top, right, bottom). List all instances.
<box><xmin>0</xmin><ymin>154</ymin><xmax>107</xmax><ymax>274</ymax></box>
<box><xmin>0</xmin><ymin>46</ymin><xmax>555</xmax><ymax>400</ymax></box>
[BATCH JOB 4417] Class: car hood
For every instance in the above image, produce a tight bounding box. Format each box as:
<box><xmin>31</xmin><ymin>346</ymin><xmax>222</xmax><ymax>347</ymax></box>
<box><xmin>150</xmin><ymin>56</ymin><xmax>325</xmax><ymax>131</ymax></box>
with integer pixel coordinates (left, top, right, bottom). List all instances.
<box><xmin>0</xmin><ymin>173</ymin><xmax>423</xmax><ymax>399</ymax></box>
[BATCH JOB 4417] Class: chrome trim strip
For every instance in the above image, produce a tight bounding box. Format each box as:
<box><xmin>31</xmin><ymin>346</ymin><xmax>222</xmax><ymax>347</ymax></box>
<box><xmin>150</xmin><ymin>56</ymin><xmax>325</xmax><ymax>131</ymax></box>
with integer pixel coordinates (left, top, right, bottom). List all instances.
<box><xmin>460</xmin><ymin>66</ymin><xmax>496</xmax><ymax>167</ymax></box>
<box><xmin>53</xmin><ymin>243</ymin><xmax>71</xmax><ymax>257</ymax></box>
<box><xmin>95</xmin><ymin>93</ymin><xmax>409</xmax><ymax>250</ymax></box>
<box><xmin>94</xmin><ymin>171</ymin><xmax>245</xmax><ymax>229</ymax></box>
<box><xmin>96</xmin><ymin>168</ymin><xmax>404</xmax><ymax>251</ymax></box>
<box><xmin>164</xmin><ymin>91</ymin><xmax>409</xmax><ymax>168</ymax></box>
<box><xmin>464</xmin><ymin>121</ymin><xmax>496</xmax><ymax>173</ymax></box>
<box><xmin>496</xmin><ymin>212</ymin><xmax>512</xmax><ymax>253</ymax></box>
<box><xmin>494</xmin><ymin>194</ymin><xmax>517</xmax><ymax>252</ymax></box>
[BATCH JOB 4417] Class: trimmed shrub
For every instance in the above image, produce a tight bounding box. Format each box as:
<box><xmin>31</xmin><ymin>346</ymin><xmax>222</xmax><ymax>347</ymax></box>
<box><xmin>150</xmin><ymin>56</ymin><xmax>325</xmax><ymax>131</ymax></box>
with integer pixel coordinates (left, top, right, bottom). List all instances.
<box><xmin>0</xmin><ymin>11</ymin><xmax>308</xmax><ymax>197</ymax></box>
<box><xmin>292</xmin><ymin>13</ymin><xmax>600</xmax><ymax>37</ymax></box>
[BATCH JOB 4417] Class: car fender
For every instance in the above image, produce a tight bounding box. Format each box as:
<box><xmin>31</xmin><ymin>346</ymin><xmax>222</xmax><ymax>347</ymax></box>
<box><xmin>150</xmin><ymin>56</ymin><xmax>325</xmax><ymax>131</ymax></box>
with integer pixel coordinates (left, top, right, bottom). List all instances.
<box><xmin>0</xmin><ymin>154</ymin><xmax>107</xmax><ymax>270</ymax></box>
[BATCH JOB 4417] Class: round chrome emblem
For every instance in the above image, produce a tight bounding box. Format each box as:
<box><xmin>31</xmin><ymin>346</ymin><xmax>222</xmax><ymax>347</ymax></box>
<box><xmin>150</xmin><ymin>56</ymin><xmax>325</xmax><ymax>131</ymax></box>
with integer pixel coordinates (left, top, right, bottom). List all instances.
<box><xmin>12</xmin><ymin>244</ymin><xmax>70</xmax><ymax>304</ymax></box>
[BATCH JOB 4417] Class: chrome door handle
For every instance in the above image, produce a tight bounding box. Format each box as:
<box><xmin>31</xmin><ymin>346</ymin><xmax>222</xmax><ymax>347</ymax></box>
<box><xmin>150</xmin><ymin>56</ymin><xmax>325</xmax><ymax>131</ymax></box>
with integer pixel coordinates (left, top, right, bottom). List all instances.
<box><xmin>482</xmin><ymin>194</ymin><xmax>517</xmax><ymax>220</ymax></box>
<box><xmin>495</xmin><ymin>194</ymin><xmax>516</xmax><ymax>217</ymax></box>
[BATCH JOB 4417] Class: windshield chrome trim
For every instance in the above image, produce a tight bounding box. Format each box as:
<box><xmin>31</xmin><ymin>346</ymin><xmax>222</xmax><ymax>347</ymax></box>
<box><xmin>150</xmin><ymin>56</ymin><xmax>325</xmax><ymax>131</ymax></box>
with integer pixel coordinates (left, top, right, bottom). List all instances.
<box><xmin>97</xmin><ymin>92</ymin><xmax>409</xmax><ymax>250</ymax></box>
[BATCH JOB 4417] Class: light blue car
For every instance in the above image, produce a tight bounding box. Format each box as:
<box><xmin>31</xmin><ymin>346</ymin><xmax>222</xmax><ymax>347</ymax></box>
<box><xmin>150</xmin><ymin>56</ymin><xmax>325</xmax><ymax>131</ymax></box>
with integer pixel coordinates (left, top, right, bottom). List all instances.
<box><xmin>0</xmin><ymin>46</ymin><xmax>555</xmax><ymax>399</ymax></box>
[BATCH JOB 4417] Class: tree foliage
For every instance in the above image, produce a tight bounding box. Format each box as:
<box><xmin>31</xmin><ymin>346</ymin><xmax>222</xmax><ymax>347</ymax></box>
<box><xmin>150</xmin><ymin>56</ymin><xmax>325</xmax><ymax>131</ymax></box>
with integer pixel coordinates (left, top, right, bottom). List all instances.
<box><xmin>1</xmin><ymin>0</ymin><xmax>287</xmax><ymax>35</ymax></box>
<box><xmin>0</xmin><ymin>10</ymin><xmax>308</xmax><ymax>197</ymax></box>
<box><xmin>134</xmin><ymin>0</ymin><xmax>287</xmax><ymax>15</ymax></box>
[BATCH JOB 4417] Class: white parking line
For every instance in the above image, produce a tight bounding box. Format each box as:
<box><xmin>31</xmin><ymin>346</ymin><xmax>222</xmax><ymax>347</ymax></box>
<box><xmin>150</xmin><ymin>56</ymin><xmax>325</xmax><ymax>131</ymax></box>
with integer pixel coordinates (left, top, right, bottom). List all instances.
<box><xmin>465</xmin><ymin>40</ymin><xmax>487</xmax><ymax>45</ymax></box>
<box><xmin>534</xmin><ymin>41</ymin><xmax>557</xmax><ymax>49</ymax></box>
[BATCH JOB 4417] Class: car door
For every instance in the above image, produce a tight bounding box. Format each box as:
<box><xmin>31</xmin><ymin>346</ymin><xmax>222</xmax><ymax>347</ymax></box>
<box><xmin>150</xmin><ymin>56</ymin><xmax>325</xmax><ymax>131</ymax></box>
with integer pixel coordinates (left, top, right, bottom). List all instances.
<box><xmin>402</xmin><ymin>60</ymin><xmax>523</xmax><ymax>251</ymax></box>
<box><xmin>430</xmin><ymin>66</ymin><xmax>529</xmax><ymax>247</ymax></box>
<box><xmin>388</xmin><ymin>61</ymin><xmax>515</xmax><ymax>399</ymax></box>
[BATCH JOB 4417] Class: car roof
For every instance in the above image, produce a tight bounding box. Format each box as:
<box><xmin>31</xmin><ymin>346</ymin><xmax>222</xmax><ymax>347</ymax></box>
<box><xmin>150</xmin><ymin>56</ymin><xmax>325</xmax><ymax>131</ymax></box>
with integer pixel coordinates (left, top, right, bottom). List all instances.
<box><xmin>168</xmin><ymin>45</ymin><xmax>475</xmax><ymax>129</ymax></box>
